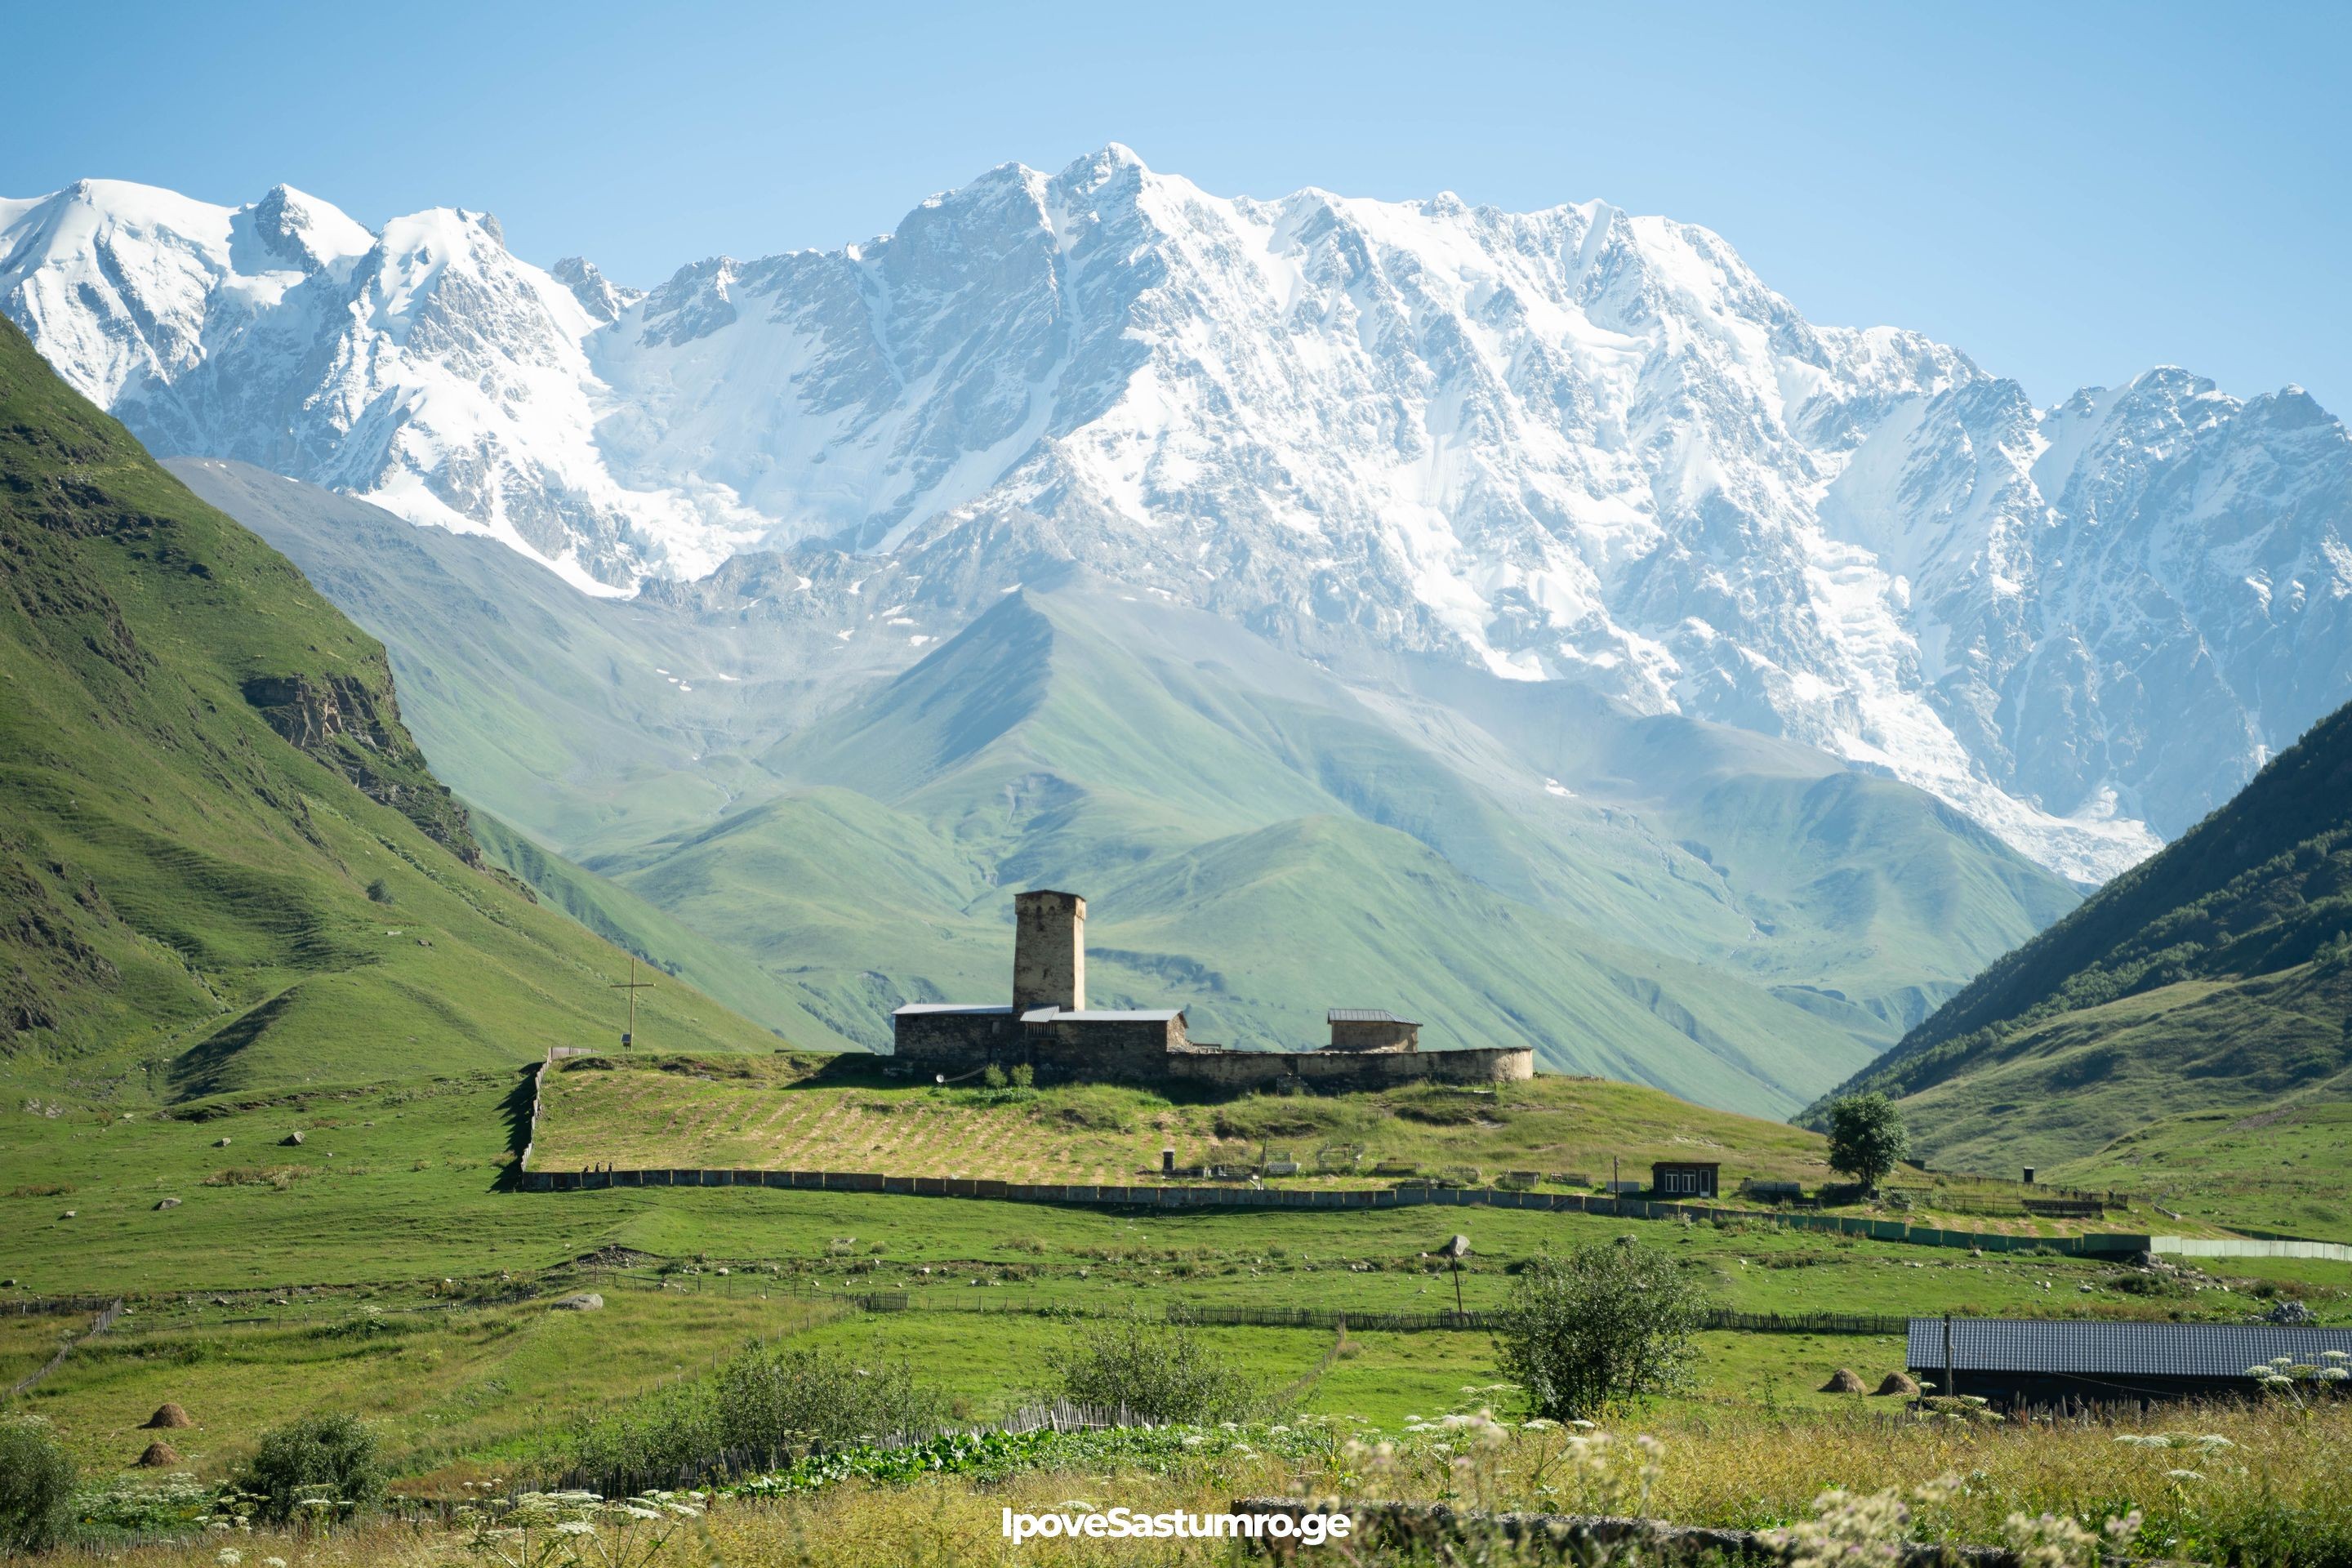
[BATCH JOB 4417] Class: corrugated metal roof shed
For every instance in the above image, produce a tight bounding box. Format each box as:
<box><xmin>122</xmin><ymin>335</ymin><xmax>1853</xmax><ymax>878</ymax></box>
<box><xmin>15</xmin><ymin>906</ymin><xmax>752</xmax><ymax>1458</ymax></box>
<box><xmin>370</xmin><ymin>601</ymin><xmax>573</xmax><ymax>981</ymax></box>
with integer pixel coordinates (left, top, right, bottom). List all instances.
<box><xmin>1908</xmin><ymin>1318</ymin><xmax>2352</xmax><ymax>1379</ymax></box>
<box><xmin>1327</xmin><ymin>1009</ymin><xmax>1419</xmax><ymax>1025</ymax></box>
<box><xmin>891</xmin><ymin>1003</ymin><xmax>1014</xmax><ymax>1016</ymax></box>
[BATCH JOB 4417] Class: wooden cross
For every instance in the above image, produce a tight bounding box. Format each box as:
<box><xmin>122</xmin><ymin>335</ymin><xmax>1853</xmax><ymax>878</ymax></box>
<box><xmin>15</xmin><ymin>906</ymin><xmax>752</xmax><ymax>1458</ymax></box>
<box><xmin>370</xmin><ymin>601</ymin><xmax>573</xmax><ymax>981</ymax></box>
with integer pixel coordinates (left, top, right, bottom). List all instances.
<box><xmin>609</xmin><ymin>955</ymin><xmax>655</xmax><ymax>1048</ymax></box>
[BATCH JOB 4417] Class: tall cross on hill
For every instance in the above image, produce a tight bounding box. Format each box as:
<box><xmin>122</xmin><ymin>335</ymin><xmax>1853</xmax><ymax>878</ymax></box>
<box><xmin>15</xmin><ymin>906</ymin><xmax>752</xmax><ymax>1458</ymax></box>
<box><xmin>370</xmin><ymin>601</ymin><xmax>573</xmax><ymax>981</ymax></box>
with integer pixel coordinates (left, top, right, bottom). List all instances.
<box><xmin>609</xmin><ymin>956</ymin><xmax>655</xmax><ymax>1048</ymax></box>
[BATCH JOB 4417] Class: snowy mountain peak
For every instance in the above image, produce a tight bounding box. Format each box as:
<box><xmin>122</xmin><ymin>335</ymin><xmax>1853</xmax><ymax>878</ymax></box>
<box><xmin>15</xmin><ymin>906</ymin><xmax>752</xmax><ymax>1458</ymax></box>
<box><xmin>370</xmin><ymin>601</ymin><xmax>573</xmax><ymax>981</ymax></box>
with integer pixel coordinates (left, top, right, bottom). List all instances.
<box><xmin>7</xmin><ymin>158</ymin><xmax>2348</xmax><ymax>885</ymax></box>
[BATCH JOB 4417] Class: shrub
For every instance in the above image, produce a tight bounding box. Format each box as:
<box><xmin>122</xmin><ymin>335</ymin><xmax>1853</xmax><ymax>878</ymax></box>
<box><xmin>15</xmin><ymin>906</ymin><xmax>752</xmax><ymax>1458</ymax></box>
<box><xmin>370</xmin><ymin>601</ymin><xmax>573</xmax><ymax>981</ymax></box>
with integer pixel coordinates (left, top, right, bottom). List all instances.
<box><xmin>1040</xmin><ymin>1312</ymin><xmax>1251</xmax><ymax>1423</ymax></box>
<box><xmin>573</xmin><ymin>1345</ymin><xmax>947</xmax><ymax>1481</ymax></box>
<box><xmin>235</xmin><ymin>1412</ymin><xmax>384</xmax><ymax>1526</ymax></box>
<box><xmin>718</xmin><ymin>1345</ymin><xmax>944</xmax><ymax>1448</ymax></box>
<box><xmin>0</xmin><ymin>1414</ymin><xmax>76</xmax><ymax>1553</ymax></box>
<box><xmin>1496</xmin><ymin>1238</ymin><xmax>1708</xmax><ymax>1419</ymax></box>
<box><xmin>365</xmin><ymin>878</ymin><xmax>393</xmax><ymax>904</ymax></box>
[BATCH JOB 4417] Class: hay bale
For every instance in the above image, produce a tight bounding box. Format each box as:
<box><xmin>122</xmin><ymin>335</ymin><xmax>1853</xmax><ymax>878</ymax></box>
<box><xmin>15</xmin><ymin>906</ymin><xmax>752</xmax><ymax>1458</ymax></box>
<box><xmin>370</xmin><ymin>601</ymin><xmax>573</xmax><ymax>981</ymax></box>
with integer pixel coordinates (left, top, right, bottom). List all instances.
<box><xmin>550</xmin><ymin>1293</ymin><xmax>604</xmax><ymax>1312</ymax></box>
<box><xmin>1820</xmin><ymin>1367</ymin><xmax>1866</xmax><ymax>1394</ymax></box>
<box><xmin>1874</xmin><ymin>1371</ymin><xmax>1922</xmax><ymax>1396</ymax></box>
<box><xmin>142</xmin><ymin>1403</ymin><xmax>194</xmax><ymax>1429</ymax></box>
<box><xmin>136</xmin><ymin>1441</ymin><xmax>181</xmax><ymax>1468</ymax></box>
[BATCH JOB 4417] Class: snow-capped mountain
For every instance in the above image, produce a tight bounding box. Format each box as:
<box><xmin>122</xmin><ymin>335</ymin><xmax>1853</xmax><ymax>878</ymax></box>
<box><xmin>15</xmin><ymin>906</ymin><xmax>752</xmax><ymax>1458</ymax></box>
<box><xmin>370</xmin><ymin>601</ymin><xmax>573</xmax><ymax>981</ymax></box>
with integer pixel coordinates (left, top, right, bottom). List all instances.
<box><xmin>0</xmin><ymin>180</ymin><xmax>759</xmax><ymax>590</ymax></box>
<box><xmin>7</xmin><ymin>149</ymin><xmax>2348</xmax><ymax>880</ymax></box>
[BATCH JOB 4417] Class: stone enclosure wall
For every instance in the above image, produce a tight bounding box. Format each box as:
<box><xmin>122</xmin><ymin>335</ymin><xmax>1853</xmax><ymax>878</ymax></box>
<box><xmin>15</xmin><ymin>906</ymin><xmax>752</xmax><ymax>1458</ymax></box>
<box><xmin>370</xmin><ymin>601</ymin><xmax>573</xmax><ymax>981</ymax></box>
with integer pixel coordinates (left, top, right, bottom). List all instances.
<box><xmin>1165</xmin><ymin>1043</ymin><xmax>1532</xmax><ymax>1091</ymax></box>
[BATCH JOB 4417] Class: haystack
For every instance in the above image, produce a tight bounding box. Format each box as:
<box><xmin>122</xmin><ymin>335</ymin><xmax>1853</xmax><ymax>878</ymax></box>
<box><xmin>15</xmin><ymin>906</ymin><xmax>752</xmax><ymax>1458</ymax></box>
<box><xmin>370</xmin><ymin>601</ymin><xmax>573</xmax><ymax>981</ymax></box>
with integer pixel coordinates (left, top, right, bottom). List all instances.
<box><xmin>1820</xmin><ymin>1367</ymin><xmax>1866</xmax><ymax>1393</ymax></box>
<box><xmin>142</xmin><ymin>1402</ymin><xmax>194</xmax><ymax>1429</ymax></box>
<box><xmin>1874</xmin><ymin>1370</ymin><xmax>1922</xmax><ymax>1396</ymax></box>
<box><xmin>136</xmin><ymin>1441</ymin><xmax>181</xmax><ymax>1468</ymax></box>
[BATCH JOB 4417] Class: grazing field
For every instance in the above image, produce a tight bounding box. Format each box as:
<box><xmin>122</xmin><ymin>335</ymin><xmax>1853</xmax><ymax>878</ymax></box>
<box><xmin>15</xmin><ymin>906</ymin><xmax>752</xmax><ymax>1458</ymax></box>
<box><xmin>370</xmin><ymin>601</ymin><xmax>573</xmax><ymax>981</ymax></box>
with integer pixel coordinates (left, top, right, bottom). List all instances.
<box><xmin>6</xmin><ymin>1058</ymin><xmax>2350</xmax><ymax>1566</ymax></box>
<box><xmin>529</xmin><ymin>1054</ymin><xmax>2223</xmax><ymax>1240</ymax></box>
<box><xmin>11</xmin><ymin>1287</ymin><xmax>1955</xmax><ymax>1487</ymax></box>
<box><xmin>2052</xmin><ymin>1099</ymin><xmax>2352</xmax><ymax>1241</ymax></box>
<box><xmin>529</xmin><ymin>1054</ymin><xmax>1836</xmax><ymax>1188</ymax></box>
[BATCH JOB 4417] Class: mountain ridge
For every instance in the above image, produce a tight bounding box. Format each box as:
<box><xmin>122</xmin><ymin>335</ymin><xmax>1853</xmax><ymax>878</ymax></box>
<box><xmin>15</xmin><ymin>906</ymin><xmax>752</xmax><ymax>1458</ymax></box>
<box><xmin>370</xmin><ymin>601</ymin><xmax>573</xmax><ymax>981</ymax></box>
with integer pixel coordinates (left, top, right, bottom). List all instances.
<box><xmin>1807</xmin><ymin>696</ymin><xmax>2352</xmax><ymax>1169</ymax></box>
<box><xmin>11</xmin><ymin>153</ymin><xmax>2350</xmax><ymax>884</ymax></box>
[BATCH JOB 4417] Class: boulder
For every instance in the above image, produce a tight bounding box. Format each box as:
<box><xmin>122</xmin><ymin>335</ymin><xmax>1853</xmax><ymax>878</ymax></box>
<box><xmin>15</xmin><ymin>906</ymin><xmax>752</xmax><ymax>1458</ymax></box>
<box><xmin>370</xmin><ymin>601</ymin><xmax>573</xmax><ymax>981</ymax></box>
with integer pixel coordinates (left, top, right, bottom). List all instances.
<box><xmin>154</xmin><ymin>1197</ymin><xmax>181</xmax><ymax>1211</ymax></box>
<box><xmin>282</xmin><ymin>1130</ymin><xmax>305</xmax><ymax>1146</ymax></box>
<box><xmin>550</xmin><ymin>1293</ymin><xmax>604</xmax><ymax>1312</ymax></box>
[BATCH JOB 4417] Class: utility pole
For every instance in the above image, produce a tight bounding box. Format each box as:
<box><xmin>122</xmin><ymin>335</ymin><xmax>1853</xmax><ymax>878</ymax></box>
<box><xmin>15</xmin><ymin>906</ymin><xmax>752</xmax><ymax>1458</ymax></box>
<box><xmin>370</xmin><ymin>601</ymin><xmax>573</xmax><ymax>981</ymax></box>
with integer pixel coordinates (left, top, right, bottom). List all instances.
<box><xmin>1943</xmin><ymin>1312</ymin><xmax>1956</xmax><ymax>1402</ymax></box>
<box><xmin>610</xmin><ymin>956</ymin><xmax>655</xmax><ymax>1048</ymax></box>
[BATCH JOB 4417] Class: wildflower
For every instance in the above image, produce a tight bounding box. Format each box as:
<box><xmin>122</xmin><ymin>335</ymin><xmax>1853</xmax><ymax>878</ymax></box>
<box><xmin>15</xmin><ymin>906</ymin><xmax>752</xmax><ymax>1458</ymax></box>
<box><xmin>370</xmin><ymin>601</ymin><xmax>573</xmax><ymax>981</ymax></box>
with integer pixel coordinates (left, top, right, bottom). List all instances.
<box><xmin>217</xmin><ymin>1552</ymin><xmax>243</xmax><ymax>1567</ymax></box>
<box><xmin>2166</xmin><ymin>1469</ymin><xmax>2204</xmax><ymax>1481</ymax></box>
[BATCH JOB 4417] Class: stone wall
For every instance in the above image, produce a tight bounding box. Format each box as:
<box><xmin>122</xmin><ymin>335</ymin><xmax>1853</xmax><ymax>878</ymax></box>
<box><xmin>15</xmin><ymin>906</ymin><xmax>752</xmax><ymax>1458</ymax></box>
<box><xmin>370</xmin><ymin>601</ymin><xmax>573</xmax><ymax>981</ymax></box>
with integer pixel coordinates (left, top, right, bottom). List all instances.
<box><xmin>1166</xmin><ymin>1043</ymin><xmax>1532</xmax><ymax>1091</ymax></box>
<box><xmin>893</xmin><ymin>1010</ymin><xmax>1013</xmax><ymax>1072</ymax></box>
<box><xmin>1028</xmin><ymin>1013</ymin><xmax>1186</xmax><ymax>1083</ymax></box>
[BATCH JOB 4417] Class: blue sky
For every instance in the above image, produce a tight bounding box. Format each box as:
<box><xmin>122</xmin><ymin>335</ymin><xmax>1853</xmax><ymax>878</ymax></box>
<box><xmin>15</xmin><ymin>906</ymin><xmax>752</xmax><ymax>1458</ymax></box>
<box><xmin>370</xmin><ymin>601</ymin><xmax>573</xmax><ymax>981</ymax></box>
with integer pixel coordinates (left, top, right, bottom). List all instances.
<box><xmin>12</xmin><ymin>0</ymin><xmax>2348</xmax><ymax>410</ymax></box>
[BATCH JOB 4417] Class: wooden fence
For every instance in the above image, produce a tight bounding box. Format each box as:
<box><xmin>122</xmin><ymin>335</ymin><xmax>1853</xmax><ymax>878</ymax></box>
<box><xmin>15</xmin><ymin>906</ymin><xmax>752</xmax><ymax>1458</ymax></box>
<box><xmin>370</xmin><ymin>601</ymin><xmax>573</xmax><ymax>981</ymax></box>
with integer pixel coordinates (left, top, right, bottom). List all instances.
<box><xmin>6</xmin><ymin>1298</ymin><xmax>123</xmax><ymax>1400</ymax></box>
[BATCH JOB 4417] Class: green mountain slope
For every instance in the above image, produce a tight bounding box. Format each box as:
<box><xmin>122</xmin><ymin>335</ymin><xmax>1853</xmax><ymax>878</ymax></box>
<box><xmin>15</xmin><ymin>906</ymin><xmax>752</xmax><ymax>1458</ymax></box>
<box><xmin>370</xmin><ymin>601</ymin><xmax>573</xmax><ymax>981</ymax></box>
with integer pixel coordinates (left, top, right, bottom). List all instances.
<box><xmin>163</xmin><ymin>458</ymin><xmax>783</xmax><ymax>853</ymax></box>
<box><xmin>0</xmin><ymin>320</ymin><xmax>783</xmax><ymax>1095</ymax></box>
<box><xmin>175</xmin><ymin>470</ymin><xmax>2078</xmax><ymax>1112</ymax></box>
<box><xmin>599</xmin><ymin>587</ymin><xmax>2074</xmax><ymax>1111</ymax></box>
<box><xmin>1808</xmin><ymin>698</ymin><xmax>2352</xmax><ymax>1169</ymax></box>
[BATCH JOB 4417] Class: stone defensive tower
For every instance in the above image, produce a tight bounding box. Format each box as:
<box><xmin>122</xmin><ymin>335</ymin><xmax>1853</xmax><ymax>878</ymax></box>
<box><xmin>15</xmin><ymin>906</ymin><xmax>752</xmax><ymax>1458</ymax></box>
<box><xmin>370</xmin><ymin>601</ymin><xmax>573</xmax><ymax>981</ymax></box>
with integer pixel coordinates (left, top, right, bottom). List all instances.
<box><xmin>1012</xmin><ymin>889</ymin><xmax>1086</xmax><ymax>1014</ymax></box>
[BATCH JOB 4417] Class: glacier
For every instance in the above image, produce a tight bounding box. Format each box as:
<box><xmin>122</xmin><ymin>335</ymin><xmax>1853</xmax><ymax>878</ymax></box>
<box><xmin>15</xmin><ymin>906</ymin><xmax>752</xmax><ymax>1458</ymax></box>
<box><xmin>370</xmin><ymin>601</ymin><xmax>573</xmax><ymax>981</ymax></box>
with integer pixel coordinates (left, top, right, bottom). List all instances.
<box><xmin>7</xmin><ymin>147</ymin><xmax>2348</xmax><ymax>881</ymax></box>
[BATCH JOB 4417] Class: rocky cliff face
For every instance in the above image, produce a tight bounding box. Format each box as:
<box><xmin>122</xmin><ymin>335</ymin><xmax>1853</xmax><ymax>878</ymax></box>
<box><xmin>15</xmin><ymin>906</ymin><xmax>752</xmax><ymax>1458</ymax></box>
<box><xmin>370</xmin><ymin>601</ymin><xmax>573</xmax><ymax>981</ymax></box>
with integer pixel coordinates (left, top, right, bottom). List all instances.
<box><xmin>7</xmin><ymin>151</ymin><xmax>2348</xmax><ymax>879</ymax></box>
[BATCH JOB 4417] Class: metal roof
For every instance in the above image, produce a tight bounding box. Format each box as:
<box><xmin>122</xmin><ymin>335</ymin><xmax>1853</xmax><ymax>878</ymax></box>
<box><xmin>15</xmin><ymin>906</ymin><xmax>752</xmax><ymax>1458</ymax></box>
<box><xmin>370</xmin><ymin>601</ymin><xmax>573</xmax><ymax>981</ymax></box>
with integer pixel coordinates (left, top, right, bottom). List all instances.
<box><xmin>1327</xmin><ymin>1009</ymin><xmax>1419</xmax><ymax>1025</ymax></box>
<box><xmin>891</xmin><ymin>1004</ymin><xmax>1014</xmax><ymax>1017</ymax></box>
<box><xmin>1907</xmin><ymin>1318</ymin><xmax>2352</xmax><ymax>1379</ymax></box>
<box><xmin>1020</xmin><ymin>1007</ymin><xmax>1184</xmax><ymax>1023</ymax></box>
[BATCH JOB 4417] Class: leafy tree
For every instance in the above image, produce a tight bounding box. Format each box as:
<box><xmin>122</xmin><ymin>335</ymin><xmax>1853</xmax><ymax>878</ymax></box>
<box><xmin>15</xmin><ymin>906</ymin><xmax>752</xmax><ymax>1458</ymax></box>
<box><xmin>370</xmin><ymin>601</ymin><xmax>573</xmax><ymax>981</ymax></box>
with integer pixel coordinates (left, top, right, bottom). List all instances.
<box><xmin>1825</xmin><ymin>1093</ymin><xmax>1911</xmax><ymax>1192</ymax></box>
<box><xmin>1495</xmin><ymin>1238</ymin><xmax>1707</xmax><ymax>1420</ymax></box>
<box><xmin>1041</xmin><ymin>1311</ymin><xmax>1250</xmax><ymax>1423</ymax></box>
<box><xmin>0</xmin><ymin>1414</ymin><xmax>76</xmax><ymax>1553</ymax></box>
<box><xmin>237</xmin><ymin>1411</ymin><xmax>385</xmax><ymax>1526</ymax></box>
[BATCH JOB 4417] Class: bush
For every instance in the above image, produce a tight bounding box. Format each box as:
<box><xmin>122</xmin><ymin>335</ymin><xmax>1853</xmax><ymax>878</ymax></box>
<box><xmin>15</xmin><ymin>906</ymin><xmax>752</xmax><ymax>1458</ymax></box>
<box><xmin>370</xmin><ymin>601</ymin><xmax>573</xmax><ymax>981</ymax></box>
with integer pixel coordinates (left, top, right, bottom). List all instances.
<box><xmin>715</xmin><ymin>1345</ymin><xmax>944</xmax><ymax>1448</ymax></box>
<box><xmin>572</xmin><ymin>1345</ymin><xmax>947</xmax><ymax>1481</ymax></box>
<box><xmin>1496</xmin><ymin>1238</ymin><xmax>1708</xmax><ymax>1420</ymax></box>
<box><xmin>1041</xmin><ymin>1312</ymin><xmax>1251</xmax><ymax>1423</ymax></box>
<box><xmin>235</xmin><ymin>1412</ymin><xmax>384</xmax><ymax>1526</ymax></box>
<box><xmin>0</xmin><ymin>1414</ymin><xmax>76</xmax><ymax>1554</ymax></box>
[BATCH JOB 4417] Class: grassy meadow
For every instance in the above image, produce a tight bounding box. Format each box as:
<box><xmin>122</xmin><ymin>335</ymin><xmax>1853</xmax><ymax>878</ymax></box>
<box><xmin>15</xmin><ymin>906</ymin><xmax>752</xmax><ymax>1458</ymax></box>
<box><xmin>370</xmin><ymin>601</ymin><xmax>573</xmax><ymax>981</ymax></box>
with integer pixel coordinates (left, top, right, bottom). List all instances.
<box><xmin>2052</xmin><ymin>1100</ymin><xmax>2352</xmax><ymax>1241</ymax></box>
<box><xmin>528</xmin><ymin>1053</ymin><xmax>1835</xmax><ymax>1189</ymax></box>
<box><xmin>528</xmin><ymin>1052</ymin><xmax>2241</xmax><ymax>1241</ymax></box>
<box><xmin>6</xmin><ymin>1064</ymin><xmax>2350</xmax><ymax>1564</ymax></box>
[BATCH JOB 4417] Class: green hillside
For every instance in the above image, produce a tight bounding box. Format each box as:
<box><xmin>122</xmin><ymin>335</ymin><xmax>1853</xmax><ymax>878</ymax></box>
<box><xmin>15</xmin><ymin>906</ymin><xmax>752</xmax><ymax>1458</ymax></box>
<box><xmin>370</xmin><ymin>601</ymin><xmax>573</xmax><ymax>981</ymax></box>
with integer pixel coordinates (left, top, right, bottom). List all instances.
<box><xmin>179</xmin><ymin>468</ymin><xmax>2080</xmax><ymax>1114</ymax></box>
<box><xmin>599</xmin><ymin>588</ymin><xmax>2078</xmax><ymax>1111</ymax></box>
<box><xmin>1809</xmin><ymin>698</ymin><xmax>2352</xmax><ymax>1169</ymax></box>
<box><xmin>2051</xmin><ymin>1102</ymin><xmax>2352</xmax><ymax>1241</ymax></box>
<box><xmin>0</xmin><ymin>319</ymin><xmax>784</xmax><ymax>1094</ymax></box>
